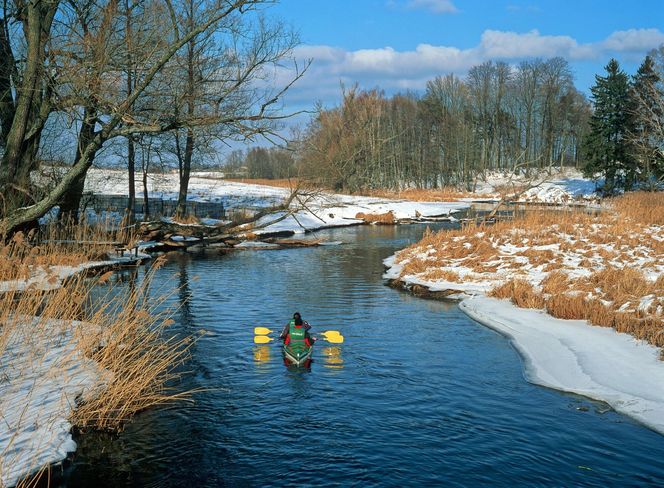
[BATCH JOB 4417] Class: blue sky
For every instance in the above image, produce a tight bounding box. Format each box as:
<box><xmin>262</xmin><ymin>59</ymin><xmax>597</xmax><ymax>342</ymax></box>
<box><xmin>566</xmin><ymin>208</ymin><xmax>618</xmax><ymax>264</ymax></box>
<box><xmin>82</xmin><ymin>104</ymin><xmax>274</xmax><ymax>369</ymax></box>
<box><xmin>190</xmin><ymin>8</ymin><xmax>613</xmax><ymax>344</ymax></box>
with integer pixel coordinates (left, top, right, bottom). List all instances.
<box><xmin>266</xmin><ymin>0</ymin><xmax>664</xmax><ymax>115</ymax></box>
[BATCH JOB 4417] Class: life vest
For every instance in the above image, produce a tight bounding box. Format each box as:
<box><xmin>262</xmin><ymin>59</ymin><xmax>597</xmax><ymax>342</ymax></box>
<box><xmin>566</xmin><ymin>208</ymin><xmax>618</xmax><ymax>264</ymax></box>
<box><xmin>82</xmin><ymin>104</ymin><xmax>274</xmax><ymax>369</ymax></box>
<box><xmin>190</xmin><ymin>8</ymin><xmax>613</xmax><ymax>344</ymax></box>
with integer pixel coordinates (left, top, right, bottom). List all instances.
<box><xmin>286</xmin><ymin>320</ymin><xmax>310</xmax><ymax>350</ymax></box>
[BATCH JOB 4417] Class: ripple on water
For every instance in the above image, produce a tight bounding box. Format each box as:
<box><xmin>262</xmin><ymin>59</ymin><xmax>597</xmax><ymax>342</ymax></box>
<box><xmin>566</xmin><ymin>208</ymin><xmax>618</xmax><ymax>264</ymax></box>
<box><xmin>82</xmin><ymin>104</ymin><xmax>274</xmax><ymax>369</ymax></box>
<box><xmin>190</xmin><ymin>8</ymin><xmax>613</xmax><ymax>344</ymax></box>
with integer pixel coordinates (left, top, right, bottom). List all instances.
<box><xmin>59</xmin><ymin>225</ymin><xmax>664</xmax><ymax>487</ymax></box>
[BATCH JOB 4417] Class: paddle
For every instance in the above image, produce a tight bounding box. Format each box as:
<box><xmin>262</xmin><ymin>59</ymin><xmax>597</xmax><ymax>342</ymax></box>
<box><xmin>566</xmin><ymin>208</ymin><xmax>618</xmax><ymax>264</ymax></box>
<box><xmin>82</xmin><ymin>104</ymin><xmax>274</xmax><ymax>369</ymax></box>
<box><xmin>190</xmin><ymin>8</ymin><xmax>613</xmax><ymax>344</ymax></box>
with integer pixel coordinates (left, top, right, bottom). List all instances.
<box><xmin>253</xmin><ymin>327</ymin><xmax>344</xmax><ymax>344</ymax></box>
<box><xmin>254</xmin><ymin>326</ymin><xmax>344</xmax><ymax>342</ymax></box>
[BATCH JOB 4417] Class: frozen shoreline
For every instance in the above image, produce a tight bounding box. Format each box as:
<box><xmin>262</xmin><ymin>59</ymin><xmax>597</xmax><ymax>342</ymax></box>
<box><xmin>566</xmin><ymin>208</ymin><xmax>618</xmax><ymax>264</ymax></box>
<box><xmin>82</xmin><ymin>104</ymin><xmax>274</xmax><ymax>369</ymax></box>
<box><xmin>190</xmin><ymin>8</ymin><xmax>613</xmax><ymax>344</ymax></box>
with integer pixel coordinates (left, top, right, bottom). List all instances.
<box><xmin>0</xmin><ymin>251</ymin><xmax>147</xmax><ymax>487</ymax></box>
<box><xmin>0</xmin><ymin>318</ymin><xmax>105</xmax><ymax>487</ymax></box>
<box><xmin>459</xmin><ymin>296</ymin><xmax>664</xmax><ymax>436</ymax></box>
<box><xmin>384</xmin><ymin>251</ymin><xmax>664</xmax><ymax>436</ymax></box>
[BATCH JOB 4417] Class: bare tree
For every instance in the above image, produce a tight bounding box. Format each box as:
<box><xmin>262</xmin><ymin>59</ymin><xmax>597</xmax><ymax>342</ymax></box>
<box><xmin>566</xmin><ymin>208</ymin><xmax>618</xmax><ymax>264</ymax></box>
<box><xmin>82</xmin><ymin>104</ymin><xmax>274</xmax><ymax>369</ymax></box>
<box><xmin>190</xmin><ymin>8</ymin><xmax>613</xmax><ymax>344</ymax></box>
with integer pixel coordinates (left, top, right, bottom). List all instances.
<box><xmin>0</xmin><ymin>0</ymin><xmax>307</xmax><ymax>236</ymax></box>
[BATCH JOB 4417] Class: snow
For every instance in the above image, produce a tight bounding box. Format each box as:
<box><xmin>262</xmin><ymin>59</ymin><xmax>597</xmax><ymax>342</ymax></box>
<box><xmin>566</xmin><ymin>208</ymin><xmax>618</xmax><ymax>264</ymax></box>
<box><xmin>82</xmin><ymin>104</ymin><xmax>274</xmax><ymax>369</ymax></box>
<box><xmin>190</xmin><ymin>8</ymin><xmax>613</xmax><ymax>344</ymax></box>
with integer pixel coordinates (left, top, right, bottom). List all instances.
<box><xmin>0</xmin><ymin>248</ymin><xmax>148</xmax><ymax>486</ymax></box>
<box><xmin>81</xmin><ymin>168</ymin><xmax>470</xmax><ymax>236</ymax></box>
<box><xmin>84</xmin><ymin>169</ymin><xmax>288</xmax><ymax>208</ymax></box>
<box><xmin>252</xmin><ymin>197</ymin><xmax>468</xmax><ymax>235</ymax></box>
<box><xmin>0</xmin><ymin>318</ymin><xmax>105</xmax><ymax>487</ymax></box>
<box><xmin>460</xmin><ymin>296</ymin><xmax>664</xmax><ymax>435</ymax></box>
<box><xmin>0</xmin><ymin>252</ymin><xmax>150</xmax><ymax>294</ymax></box>
<box><xmin>470</xmin><ymin>168</ymin><xmax>600</xmax><ymax>204</ymax></box>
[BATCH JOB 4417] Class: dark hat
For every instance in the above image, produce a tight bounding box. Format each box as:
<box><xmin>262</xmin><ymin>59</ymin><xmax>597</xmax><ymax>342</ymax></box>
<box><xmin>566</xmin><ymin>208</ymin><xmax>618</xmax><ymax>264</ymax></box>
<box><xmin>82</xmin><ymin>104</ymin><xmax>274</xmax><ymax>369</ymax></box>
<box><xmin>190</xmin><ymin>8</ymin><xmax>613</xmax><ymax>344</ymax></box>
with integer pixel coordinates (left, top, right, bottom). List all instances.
<box><xmin>293</xmin><ymin>312</ymin><xmax>301</xmax><ymax>319</ymax></box>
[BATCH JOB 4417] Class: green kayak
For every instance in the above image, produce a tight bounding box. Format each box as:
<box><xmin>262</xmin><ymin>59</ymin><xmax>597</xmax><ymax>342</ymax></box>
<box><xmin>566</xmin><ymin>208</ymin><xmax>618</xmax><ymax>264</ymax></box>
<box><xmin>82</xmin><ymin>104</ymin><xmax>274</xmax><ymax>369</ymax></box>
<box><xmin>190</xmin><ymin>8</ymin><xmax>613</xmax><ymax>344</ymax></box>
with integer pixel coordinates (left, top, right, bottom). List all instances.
<box><xmin>283</xmin><ymin>343</ymin><xmax>313</xmax><ymax>366</ymax></box>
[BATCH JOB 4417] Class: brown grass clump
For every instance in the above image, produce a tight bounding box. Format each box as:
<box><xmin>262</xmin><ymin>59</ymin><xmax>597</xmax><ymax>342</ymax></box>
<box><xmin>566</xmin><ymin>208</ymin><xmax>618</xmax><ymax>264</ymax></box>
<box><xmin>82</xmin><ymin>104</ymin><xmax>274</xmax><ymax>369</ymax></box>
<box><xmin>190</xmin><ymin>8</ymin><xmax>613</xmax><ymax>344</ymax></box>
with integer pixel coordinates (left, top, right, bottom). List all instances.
<box><xmin>171</xmin><ymin>213</ymin><xmax>200</xmax><ymax>225</ymax></box>
<box><xmin>490</xmin><ymin>279</ymin><xmax>545</xmax><ymax>309</ymax></box>
<box><xmin>224</xmin><ymin>177</ymin><xmax>301</xmax><ymax>189</ymax></box>
<box><xmin>612</xmin><ymin>191</ymin><xmax>664</xmax><ymax>225</ymax></box>
<box><xmin>366</xmin><ymin>187</ymin><xmax>470</xmax><ymax>202</ymax></box>
<box><xmin>545</xmin><ymin>293</ymin><xmax>588</xmax><ymax>320</ymax></box>
<box><xmin>541</xmin><ymin>271</ymin><xmax>570</xmax><ymax>296</ymax></box>
<box><xmin>520</xmin><ymin>248</ymin><xmax>556</xmax><ymax>267</ymax></box>
<box><xmin>587</xmin><ymin>267</ymin><xmax>651</xmax><ymax>304</ymax></box>
<box><xmin>422</xmin><ymin>268</ymin><xmax>461</xmax><ymax>282</ymax></box>
<box><xmin>355</xmin><ymin>210</ymin><xmax>396</xmax><ymax>224</ymax></box>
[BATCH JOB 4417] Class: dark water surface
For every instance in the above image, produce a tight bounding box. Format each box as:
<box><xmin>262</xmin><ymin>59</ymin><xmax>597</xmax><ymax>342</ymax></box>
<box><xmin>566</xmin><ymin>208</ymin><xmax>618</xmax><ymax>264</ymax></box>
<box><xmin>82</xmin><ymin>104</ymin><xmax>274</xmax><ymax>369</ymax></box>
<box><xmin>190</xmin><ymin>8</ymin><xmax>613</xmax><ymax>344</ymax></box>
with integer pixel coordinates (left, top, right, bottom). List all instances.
<box><xmin>57</xmin><ymin>225</ymin><xmax>664</xmax><ymax>487</ymax></box>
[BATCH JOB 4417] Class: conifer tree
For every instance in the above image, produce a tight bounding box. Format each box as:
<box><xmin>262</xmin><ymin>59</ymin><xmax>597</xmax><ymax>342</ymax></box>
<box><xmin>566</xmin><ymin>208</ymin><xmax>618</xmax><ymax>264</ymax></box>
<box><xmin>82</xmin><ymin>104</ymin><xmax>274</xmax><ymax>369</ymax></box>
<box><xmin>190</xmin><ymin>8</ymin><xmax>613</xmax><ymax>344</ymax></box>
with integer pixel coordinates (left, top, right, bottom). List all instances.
<box><xmin>583</xmin><ymin>59</ymin><xmax>637</xmax><ymax>193</ymax></box>
<box><xmin>629</xmin><ymin>55</ymin><xmax>664</xmax><ymax>186</ymax></box>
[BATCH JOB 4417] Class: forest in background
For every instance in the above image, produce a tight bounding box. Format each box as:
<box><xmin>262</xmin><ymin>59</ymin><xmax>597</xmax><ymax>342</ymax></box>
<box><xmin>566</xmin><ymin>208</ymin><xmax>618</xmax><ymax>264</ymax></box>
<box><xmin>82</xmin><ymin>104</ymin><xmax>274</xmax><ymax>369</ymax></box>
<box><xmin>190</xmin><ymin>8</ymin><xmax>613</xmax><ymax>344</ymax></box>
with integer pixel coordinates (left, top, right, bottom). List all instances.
<box><xmin>1</xmin><ymin>0</ymin><xmax>663</xmax><ymax>239</ymax></box>
<box><xmin>229</xmin><ymin>48</ymin><xmax>664</xmax><ymax>195</ymax></box>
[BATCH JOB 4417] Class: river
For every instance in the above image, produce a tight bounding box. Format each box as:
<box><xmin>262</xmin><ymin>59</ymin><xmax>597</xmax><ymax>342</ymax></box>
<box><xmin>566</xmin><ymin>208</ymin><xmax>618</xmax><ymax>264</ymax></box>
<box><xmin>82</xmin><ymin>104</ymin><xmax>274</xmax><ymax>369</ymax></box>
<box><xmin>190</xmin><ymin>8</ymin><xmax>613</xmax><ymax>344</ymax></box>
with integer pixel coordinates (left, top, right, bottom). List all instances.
<box><xmin>55</xmin><ymin>224</ymin><xmax>664</xmax><ymax>487</ymax></box>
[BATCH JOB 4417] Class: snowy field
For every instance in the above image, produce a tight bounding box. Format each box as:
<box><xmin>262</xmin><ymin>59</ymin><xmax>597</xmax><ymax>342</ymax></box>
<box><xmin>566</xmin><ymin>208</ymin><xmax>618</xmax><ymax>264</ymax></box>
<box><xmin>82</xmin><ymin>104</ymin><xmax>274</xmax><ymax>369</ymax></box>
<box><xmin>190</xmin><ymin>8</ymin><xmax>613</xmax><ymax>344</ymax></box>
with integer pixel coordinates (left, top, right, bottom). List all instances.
<box><xmin>84</xmin><ymin>168</ymin><xmax>471</xmax><ymax>235</ymax></box>
<box><xmin>466</xmin><ymin>168</ymin><xmax>600</xmax><ymax>204</ymax></box>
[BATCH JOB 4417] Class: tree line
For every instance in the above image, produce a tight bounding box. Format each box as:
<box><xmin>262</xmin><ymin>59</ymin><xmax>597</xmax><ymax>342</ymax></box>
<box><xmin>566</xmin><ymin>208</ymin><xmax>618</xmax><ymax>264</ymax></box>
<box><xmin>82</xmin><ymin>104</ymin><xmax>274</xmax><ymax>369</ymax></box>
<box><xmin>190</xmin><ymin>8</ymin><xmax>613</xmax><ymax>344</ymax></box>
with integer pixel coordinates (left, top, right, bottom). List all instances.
<box><xmin>243</xmin><ymin>51</ymin><xmax>663</xmax><ymax>196</ymax></box>
<box><xmin>583</xmin><ymin>50</ymin><xmax>664</xmax><ymax>193</ymax></box>
<box><xmin>297</xmin><ymin>57</ymin><xmax>593</xmax><ymax>192</ymax></box>
<box><xmin>0</xmin><ymin>0</ymin><xmax>306</xmax><ymax>235</ymax></box>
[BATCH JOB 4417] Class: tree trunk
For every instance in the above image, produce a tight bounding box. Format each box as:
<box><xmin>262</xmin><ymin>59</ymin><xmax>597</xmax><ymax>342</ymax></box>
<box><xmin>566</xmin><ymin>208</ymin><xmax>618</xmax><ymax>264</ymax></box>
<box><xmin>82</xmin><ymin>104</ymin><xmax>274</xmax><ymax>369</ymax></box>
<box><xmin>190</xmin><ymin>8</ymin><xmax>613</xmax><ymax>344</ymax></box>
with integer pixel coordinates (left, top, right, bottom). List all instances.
<box><xmin>127</xmin><ymin>135</ymin><xmax>136</xmax><ymax>221</ymax></box>
<box><xmin>142</xmin><ymin>166</ymin><xmax>150</xmax><ymax>218</ymax></box>
<box><xmin>176</xmin><ymin>129</ymin><xmax>194</xmax><ymax>216</ymax></box>
<box><xmin>0</xmin><ymin>1</ymin><xmax>58</xmax><ymax>195</ymax></box>
<box><xmin>0</xmin><ymin>16</ymin><xmax>16</xmax><ymax>146</ymax></box>
<box><xmin>59</xmin><ymin>107</ymin><xmax>97</xmax><ymax>221</ymax></box>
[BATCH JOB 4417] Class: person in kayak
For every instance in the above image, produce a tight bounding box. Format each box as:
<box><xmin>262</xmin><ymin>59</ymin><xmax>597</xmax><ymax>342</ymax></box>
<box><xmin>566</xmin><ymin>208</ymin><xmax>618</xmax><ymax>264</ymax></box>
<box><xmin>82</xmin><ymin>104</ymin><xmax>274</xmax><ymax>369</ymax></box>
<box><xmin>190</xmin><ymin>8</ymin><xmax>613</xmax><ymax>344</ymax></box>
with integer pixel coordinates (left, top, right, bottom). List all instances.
<box><xmin>280</xmin><ymin>312</ymin><xmax>316</xmax><ymax>347</ymax></box>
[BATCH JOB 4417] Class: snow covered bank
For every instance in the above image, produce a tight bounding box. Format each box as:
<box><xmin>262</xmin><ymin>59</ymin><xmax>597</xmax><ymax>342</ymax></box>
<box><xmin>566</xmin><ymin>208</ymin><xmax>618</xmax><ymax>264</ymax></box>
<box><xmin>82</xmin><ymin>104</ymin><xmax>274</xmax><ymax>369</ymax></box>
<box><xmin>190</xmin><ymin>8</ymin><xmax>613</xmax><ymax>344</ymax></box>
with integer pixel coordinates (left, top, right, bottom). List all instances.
<box><xmin>0</xmin><ymin>251</ymin><xmax>150</xmax><ymax>294</ymax></box>
<box><xmin>460</xmin><ymin>296</ymin><xmax>664</xmax><ymax>435</ymax></box>
<box><xmin>468</xmin><ymin>168</ymin><xmax>600</xmax><ymax>205</ymax></box>
<box><xmin>253</xmin><ymin>195</ymin><xmax>468</xmax><ymax>235</ymax></box>
<box><xmin>0</xmin><ymin>318</ymin><xmax>105</xmax><ymax>487</ymax></box>
<box><xmin>384</xmin><ymin>193</ymin><xmax>664</xmax><ymax>436</ymax></box>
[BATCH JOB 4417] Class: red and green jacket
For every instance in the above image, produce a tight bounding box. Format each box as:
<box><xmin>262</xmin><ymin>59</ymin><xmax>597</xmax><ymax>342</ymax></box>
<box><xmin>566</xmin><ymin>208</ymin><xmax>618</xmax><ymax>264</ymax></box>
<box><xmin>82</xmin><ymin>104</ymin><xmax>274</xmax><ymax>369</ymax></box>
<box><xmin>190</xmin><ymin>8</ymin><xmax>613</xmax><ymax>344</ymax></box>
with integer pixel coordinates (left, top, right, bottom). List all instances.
<box><xmin>284</xmin><ymin>320</ymin><xmax>314</xmax><ymax>348</ymax></box>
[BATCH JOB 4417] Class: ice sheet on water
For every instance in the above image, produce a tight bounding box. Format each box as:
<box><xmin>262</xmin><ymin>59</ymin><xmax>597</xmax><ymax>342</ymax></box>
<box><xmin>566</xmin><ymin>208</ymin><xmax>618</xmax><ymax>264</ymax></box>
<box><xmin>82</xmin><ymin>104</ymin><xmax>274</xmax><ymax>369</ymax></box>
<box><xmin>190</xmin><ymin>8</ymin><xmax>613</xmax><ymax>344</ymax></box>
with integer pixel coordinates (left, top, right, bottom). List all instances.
<box><xmin>459</xmin><ymin>296</ymin><xmax>664</xmax><ymax>436</ymax></box>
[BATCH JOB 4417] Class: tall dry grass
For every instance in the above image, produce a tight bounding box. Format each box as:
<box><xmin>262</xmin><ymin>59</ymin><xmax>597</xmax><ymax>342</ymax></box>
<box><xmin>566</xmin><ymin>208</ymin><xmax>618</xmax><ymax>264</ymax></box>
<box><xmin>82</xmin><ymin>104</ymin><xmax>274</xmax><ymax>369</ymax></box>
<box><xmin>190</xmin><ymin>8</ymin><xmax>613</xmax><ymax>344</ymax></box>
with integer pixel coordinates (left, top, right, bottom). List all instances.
<box><xmin>355</xmin><ymin>210</ymin><xmax>396</xmax><ymax>224</ymax></box>
<box><xmin>72</xmin><ymin>259</ymin><xmax>196</xmax><ymax>430</ymax></box>
<box><xmin>1</xmin><ymin>229</ymin><xmax>193</xmax><ymax>487</ymax></box>
<box><xmin>223</xmin><ymin>177</ymin><xmax>301</xmax><ymax>189</ymax></box>
<box><xmin>365</xmin><ymin>187</ymin><xmax>471</xmax><ymax>202</ymax></box>
<box><xmin>0</xmin><ymin>216</ymin><xmax>136</xmax><ymax>282</ymax></box>
<box><xmin>397</xmin><ymin>192</ymin><xmax>664</xmax><ymax>350</ymax></box>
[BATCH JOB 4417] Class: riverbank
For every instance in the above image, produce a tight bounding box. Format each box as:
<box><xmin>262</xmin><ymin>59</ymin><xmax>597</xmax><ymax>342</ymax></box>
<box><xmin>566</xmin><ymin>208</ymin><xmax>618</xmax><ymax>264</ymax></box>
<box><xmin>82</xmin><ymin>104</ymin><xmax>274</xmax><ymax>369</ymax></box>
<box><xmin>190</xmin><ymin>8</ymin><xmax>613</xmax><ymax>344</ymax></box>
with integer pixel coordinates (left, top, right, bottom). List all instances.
<box><xmin>0</xmin><ymin>238</ymin><xmax>186</xmax><ymax>487</ymax></box>
<box><xmin>384</xmin><ymin>191</ymin><xmax>664</xmax><ymax>435</ymax></box>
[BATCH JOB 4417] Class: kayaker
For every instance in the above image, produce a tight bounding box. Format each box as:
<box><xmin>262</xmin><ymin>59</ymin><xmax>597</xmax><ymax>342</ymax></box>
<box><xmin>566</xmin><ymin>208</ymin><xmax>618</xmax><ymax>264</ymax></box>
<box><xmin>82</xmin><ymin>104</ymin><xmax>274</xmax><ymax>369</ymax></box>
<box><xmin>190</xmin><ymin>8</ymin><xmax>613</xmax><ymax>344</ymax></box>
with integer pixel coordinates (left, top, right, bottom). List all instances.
<box><xmin>280</xmin><ymin>312</ymin><xmax>316</xmax><ymax>346</ymax></box>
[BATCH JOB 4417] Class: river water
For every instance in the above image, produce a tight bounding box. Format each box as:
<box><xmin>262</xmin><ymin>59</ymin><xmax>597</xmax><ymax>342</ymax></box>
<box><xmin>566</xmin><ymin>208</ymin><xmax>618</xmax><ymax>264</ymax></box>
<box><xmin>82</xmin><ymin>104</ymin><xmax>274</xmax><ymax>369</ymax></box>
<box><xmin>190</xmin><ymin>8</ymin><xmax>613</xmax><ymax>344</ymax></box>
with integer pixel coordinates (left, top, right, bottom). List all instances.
<box><xmin>55</xmin><ymin>224</ymin><xmax>664</xmax><ymax>487</ymax></box>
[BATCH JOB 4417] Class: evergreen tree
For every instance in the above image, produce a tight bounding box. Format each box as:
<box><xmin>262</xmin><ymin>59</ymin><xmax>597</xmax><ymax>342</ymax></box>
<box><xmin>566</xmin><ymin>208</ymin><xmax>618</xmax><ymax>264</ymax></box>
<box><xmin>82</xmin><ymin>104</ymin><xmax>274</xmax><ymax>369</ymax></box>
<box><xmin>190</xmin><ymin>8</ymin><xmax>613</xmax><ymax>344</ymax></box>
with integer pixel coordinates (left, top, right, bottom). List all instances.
<box><xmin>583</xmin><ymin>59</ymin><xmax>637</xmax><ymax>193</ymax></box>
<box><xmin>629</xmin><ymin>55</ymin><xmax>664</xmax><ymax>186</ymax></box>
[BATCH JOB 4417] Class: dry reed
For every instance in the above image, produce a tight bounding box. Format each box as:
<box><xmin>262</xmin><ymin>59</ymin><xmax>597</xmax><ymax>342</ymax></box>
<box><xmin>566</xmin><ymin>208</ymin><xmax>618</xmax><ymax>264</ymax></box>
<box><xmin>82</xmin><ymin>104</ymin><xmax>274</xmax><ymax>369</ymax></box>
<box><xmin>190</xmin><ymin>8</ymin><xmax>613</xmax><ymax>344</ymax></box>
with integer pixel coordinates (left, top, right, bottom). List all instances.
<box><xmin>1</xmin><ymin>227</ymin><xmax>194</xmax><ymax>487</ymax></box>
<box><xmin>365</xmin><ymin>187</ymin><xmax>471</xmax><ymax>202</ymax></box>
<box><xmin>223</xmin><ymin>177</ymin><xmax>301</xmax><ymax>189</ymax></box>
<box><xmin>355</xmin><ymin>211</ymin><xmax>396</xmax><ymax>224</ymax></box>
<box><xmin>399</xmin><ymin>192</ymin><xmax>664</xmax><ymax>349</ymax></box>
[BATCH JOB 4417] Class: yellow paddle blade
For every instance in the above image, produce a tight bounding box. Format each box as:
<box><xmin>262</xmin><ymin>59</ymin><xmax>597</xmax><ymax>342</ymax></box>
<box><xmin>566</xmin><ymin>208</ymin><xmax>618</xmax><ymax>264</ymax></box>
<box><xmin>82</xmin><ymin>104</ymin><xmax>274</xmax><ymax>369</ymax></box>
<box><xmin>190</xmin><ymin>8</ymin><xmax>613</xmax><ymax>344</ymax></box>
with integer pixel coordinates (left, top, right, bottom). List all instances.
<box><xmin>321</xmin><ymin>333</ymin><xmax>344</xmax><ymax>344</ymax></box>
<box><xmin>254</xmin><ymin>327</ymin><xmax>273</xmax><ymax>336</ymax></box>
<box><xmin>253</xmin><ymin>335</ymin><xmax>274</xmax><ymax>344</ymax></box>
<box><xmin>321</xmin><ymin>330</ymin><xmax>342</xmax><ymax>338</ymax></box>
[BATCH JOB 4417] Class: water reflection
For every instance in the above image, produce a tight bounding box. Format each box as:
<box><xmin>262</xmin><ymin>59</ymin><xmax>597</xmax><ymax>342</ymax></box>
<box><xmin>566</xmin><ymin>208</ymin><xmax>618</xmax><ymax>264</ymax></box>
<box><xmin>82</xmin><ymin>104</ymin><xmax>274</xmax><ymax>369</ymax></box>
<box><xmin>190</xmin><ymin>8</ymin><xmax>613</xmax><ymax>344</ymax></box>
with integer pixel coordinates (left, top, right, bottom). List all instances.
<box><xmin>253</xmin><ymin>345</ymin><xmax>272</xmax><ymax>371</ymax></box>
<box><xmin>58</xmin><ymin>223</ymin><xmax>664</xmax><ymax>488</ymax></box>
<box><xmin>321</xmin><ymin>346</ymin><xmax>344</xmax><ymax>370</ymax></box>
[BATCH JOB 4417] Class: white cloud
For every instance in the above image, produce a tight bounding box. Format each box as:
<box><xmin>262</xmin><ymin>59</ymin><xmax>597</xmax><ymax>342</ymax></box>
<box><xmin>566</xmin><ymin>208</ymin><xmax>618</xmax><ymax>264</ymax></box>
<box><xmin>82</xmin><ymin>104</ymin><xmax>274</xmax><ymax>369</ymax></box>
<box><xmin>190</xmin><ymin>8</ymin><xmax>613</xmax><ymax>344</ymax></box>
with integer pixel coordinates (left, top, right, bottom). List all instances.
<box><xmin>602</xmin><ymin>28</ymin><xmax>664</xmax><ymax>52</ymax></box>
<box><xmin>479</xmin><ymin>29</ymin><xmax>580</xmax><ymax>59</ymax></box>
<box><xmin>406</xmin><ymin>0</ymin><xmax>458</xmax><ymax>14</ymax></box>
<box><xmin>280</xmin><ymin>28</ymin><xmax>664</xmax><ymax>110</ymax></box>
